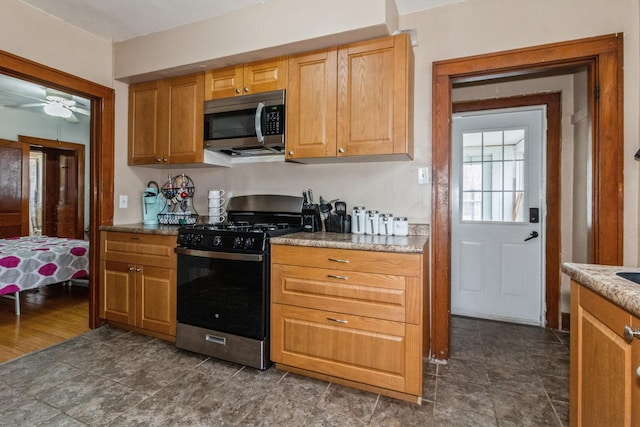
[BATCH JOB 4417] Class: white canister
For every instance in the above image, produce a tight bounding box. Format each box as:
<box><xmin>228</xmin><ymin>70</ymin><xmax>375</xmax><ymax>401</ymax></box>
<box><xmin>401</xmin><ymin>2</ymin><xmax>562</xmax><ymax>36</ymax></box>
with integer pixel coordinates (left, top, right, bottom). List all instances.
<box><xmin>379</xmin><ymin>213</ymin><xmax>394</xmax><ymax>235</ymax></box>
<box><xmin>352</xmin><ymin>206</ymin><xmax>366</xmax><ymax>234</ymax></box>
<box><xmin>365</xmin><ymin>210</ymin><xmax>379</xmax><ymax>235</ymax></box>
<box><xmin>393</xmin><ymin>217</ymin><xmax>409</xmax><ymax>236</ymax></box>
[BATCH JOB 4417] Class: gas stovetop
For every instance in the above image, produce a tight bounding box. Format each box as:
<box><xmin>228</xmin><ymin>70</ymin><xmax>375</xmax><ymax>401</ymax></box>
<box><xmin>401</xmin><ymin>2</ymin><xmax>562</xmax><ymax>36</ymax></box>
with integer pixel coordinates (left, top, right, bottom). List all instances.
<box><xmin>177</xmin><ymin>222</ymin><xmax>301</xmax><ymax>252</ymax></box>
<box><xmin>176</xmin><ymin>194</ymin><xmax>304</xmax><ymax>252</ymax></box>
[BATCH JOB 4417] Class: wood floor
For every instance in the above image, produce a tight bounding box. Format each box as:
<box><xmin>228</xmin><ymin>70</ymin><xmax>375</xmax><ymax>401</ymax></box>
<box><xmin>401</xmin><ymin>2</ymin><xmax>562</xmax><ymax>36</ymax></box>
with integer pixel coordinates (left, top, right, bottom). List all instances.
<box><xmin>0</xmin><ymin>282</ymin><xmax>89</xmax><ymax>363</ymax></box>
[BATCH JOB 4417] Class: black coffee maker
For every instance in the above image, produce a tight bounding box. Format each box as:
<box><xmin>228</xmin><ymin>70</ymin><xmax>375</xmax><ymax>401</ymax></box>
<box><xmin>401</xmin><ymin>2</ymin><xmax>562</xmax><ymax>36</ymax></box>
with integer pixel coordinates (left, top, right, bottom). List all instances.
<box><xmin>302</xmin><ymin>190</ymin><xmax>322</xmax><ymax>232</ymax></box>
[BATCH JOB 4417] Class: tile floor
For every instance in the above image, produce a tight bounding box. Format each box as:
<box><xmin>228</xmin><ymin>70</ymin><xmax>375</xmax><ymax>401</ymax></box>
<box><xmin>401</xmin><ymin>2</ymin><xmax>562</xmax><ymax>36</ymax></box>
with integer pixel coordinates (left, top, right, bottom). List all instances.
<box><xmin>0</xmin><ymin>316</ymin><xmax>569</xmax><ymax>426</ymax></box>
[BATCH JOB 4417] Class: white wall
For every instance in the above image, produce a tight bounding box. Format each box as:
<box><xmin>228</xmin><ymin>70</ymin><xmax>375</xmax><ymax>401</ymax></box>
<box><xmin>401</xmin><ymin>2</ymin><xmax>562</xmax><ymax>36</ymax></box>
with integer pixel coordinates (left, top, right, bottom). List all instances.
<box><xmin>1</xmin><ymin>0</ymin><xmax>112</xmax><ymax>87</ymax></box>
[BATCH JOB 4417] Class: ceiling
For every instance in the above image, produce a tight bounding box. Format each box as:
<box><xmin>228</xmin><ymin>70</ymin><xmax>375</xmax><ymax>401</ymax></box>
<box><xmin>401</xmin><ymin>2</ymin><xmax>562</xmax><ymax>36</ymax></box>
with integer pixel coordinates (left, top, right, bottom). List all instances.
<box><xmin>18</xmin><ymin>0</ymin><xmax>467</xmax><ymax>42</ymax></box>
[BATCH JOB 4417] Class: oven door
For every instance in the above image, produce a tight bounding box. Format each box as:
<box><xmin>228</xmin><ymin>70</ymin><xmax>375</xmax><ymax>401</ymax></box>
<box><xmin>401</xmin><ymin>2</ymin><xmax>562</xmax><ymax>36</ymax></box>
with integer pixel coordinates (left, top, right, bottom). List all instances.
<box><xmin>175</xmin><ymin>248</ymin><xmax>268</xmax><ymax>340</ymax></box>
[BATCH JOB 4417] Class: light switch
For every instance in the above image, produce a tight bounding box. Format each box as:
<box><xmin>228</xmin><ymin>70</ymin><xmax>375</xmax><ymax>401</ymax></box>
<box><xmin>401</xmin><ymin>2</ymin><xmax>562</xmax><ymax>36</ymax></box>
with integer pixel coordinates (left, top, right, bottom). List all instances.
<box><xmin>418</xmin><ymin>167</ymin><xmax>430</xmax><ymax>184</ymax></box>
<box><xmin>119</xmin><ymin>195</ymin><xmax>128</xmax><ymax>208</ymax></box>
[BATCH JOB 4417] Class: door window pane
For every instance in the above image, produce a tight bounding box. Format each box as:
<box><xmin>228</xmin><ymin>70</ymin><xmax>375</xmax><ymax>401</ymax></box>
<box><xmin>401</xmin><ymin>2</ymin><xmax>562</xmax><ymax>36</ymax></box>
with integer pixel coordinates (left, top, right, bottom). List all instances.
<box><xmin>461</xmin><ymin>128</ymin><xmax>526</xmax><ymax>222</ymax></box>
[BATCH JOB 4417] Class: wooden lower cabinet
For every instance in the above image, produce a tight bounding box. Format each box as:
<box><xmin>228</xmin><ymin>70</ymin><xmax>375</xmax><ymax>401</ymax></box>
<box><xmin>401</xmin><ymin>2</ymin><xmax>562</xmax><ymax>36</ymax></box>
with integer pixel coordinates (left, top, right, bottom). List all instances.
<box><xmin>271</xmin><ymin>244</ymin><xmax>427</xmax><ymax>403</ymax></box>
<box><xmin>570</xmin><ymin>280</ymin><xmax>640</xmax><ymax>426</ymax></box>
<box><xmin>100</xmin><ymin>232</ymin><xmax>177</xmax><ymax>339</ymax></box>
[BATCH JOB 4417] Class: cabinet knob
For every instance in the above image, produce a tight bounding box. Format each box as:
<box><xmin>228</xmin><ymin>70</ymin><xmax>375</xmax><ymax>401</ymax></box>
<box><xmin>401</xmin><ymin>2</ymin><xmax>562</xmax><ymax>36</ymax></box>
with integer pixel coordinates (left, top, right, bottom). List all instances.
<box><xmin>338</xmin><ymin>147</ymin><xmax>345</xmax><ymax>154</ymax></box>
<box><xmin>288</xmin><ymin>150</ymin><xmax>294</xmax><ymax>156</ymax></box>
<box><xmin>136</xmin><ymin>267</ymin><xmax>141</xmax><ymax>272</ymax></box>
<box><xmin>163</xmin><ymin>158</ymin><xmax>168</xmax><ymax>163</ymax></box>
<box><xmin>128</xmin><ymin>266</ymin><xmax>135</xmax><ymax>271</ymax></box>
<box><xmin>156</xmin><ymin>158</ymin><xmax>161</xmax><ymax>163</ymax></box>
<box><xmin>243</xmin><ymin>87</ymin><xmax>249</xmax><ymax>93</ymax></box>
<box><xmin>637</xmin><ymin>366</ymin><xmax>640</xmax><ymax>378</ymax></box>
<box><xmin>623</xmin><ymin>325</ymin><xmax>640</xmax><ymax>343</ymax></box>
<box><xmin>235</xmin><ymin>88</ymin><xmax>241</xmax><ymax>94</ymax></box>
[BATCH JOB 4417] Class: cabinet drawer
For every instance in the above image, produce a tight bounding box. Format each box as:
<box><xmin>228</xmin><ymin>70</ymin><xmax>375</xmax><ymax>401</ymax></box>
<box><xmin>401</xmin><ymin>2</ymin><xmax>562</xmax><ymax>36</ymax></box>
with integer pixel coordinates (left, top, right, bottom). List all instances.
<box><xmin>272</xmin><ymin>264</ymin><xmax>421</xmax><ymax>323</ymax></box>
<box><xmin>101</xmin><ymin>232</ymin><xmax>177</xmax><ymax>268</ymax></box>
<box><xmin>271</xmin><ymin>245</ymin><xmax>420</xmax><ymax>276</ymax></box>
<box><xmin>271</xmin><ymin>304</ymin><xmax>422</xmax><ymax>396</ymax></box>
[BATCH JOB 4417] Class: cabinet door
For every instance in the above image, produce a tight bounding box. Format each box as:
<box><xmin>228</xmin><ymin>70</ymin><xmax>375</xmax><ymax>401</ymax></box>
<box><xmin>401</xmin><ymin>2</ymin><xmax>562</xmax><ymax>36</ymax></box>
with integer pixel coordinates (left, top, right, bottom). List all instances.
<box><xmin>572</xmin><ymin>283</ymin><xmax>634</xmax><ymax>427</ymax></box>
<box><xmin>286</xmin><ymin>49</ymin><xmax>337</xmax><ymax>159</ymax></box>
<box><xmin>204</xmin><ymin>65</ymin><xmax>244</xmax><ymax>99</ymax></box>
<box><xmin>163</xmin><ymin>73</ymin><xmax>204</xmax><ymax>164</ymax></box>
<box><xmin>633</xmin><ymin>315</ymin><xmax>640</xmax><ymax>426</ymax></box>
<box><xmin>337</xmin><ymin>34</ymin><xmax>411</xmax><ymax>157</ymax></box>
<box><xmin>100</xmin><ymin>260</ymin><xmax>136</xmax><ymax>326</ymax></box>
<box><xmin>128</xmin><ymin>80</ymin><xmax>161</xmax><ymax>165</ymax></box>
<box><xmin>244</xmin><ymin>57</ymin><xmax>287</xmax><ymax>95</ymax></box>
<box><xmin>136</xmin><ymin>265</ymin><xmax>176</xmax><ymax>336</ymax></box>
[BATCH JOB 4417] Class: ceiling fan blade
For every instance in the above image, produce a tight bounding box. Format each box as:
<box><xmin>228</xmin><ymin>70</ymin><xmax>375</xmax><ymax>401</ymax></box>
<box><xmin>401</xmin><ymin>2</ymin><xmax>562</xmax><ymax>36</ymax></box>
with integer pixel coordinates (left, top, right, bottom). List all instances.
<box><xmin>65</xmin><ymin>112</ymin><xmax>79</xmax><ymax>123</ymax></box>
<box><xmin>68</xmin><ymin>106</ymin><xmax>90</xmax><ymax>116</ymax></box>
<box><xmin>5</xmin><ymin>103</ymin><xmax>46</xmax><ymax>108</ymax></box>
<box><xmin>0</xmin><ymin>89</ymin><xmax>47</xmax><ymax>104</ymax></box>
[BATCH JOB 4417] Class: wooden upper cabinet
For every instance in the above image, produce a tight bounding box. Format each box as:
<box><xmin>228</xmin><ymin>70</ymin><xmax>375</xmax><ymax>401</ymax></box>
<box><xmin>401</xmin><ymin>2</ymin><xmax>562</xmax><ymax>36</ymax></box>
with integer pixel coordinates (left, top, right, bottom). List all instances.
<box><xmin>128</xmin><ymin>80</ymin><xmax>161</xmax><ymax>165</ymax></box>
<box><xmin>286</xmin><ymin>34</ymin><xmax>414</xmax><ymax>162</ymax></box>
<box><xmin>128</xmin><ymin>73</ymin><xmax>204</xmax><ymax>165</ymax></box>
<box><xmin>337</xmin><ymin>34</ymin><xmax>413</xmax><ymax>158</ymax></box>
<box><xmin>164</xmin><ymin>73</ymin><xmax>204</xmax><ymax>164</ymax></box>
<box><xmin>205</xmin><ymin>57</ymin><xmax>287</xmax><ymax>100</ymax></box>
<box><xmin>285</xmin><ymin>48</ymin><xmax>337</xmax><ymax>159</ymax></box>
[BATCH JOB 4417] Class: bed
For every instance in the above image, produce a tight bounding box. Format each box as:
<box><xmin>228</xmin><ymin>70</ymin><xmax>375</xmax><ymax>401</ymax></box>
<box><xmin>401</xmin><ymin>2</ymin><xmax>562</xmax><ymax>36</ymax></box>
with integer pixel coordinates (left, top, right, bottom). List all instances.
<box><xmin>0</xmin><ymin>236</ymin><xmax>89</xmax><ymax>315</ymax></box>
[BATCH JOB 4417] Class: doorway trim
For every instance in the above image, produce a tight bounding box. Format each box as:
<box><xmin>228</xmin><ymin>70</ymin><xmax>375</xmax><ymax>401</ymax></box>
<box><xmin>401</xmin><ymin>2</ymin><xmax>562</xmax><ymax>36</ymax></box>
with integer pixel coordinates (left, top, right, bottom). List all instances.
<box><xmin>453</xmin><ymin>93</ymin><xmax>562</xmax><ymax>330</ymax></box>
<box><xmin>19</xmin><ymin>135</ymin><xmax>86</xmax><ymax>240</ymax></box>
<box><xmin>0</xmin><ymin>50</ymin><xmax>115</xmax><ymax>328</ymax></box>
<box><xmin>432</xmin><ymin>34</ymin><xmax>623</xmax><ymax>360</ymax></box>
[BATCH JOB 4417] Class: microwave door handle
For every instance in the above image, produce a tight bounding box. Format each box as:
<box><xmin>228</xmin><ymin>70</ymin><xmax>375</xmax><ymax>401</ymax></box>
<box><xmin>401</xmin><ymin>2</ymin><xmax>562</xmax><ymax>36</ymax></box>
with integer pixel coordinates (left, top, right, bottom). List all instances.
<box><xmin>254</xmin><ymin>102</ymin><xmax>265</xmax><ymax>142</ymax></box>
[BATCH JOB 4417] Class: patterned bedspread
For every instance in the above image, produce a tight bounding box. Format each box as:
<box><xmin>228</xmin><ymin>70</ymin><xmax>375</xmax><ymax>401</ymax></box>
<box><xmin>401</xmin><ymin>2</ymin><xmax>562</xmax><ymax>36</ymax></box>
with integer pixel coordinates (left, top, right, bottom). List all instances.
<box><xmin>0</xmin><ymin>236</ymin><xmax>89</xmax><ymax>296</ymax></box>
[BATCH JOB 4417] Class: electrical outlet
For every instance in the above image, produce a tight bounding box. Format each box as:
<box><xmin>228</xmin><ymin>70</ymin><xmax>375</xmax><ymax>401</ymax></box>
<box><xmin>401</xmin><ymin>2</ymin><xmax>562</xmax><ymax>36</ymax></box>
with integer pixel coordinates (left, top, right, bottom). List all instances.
<box><xmin>417</xmin><ymin>167</ymin><xmax>430</xmax><ymax>184</ymax></box>
<box><xmin>119</xmin><ymin>195</ymin><xmax>128</xmax><ymax>208</ymax></box>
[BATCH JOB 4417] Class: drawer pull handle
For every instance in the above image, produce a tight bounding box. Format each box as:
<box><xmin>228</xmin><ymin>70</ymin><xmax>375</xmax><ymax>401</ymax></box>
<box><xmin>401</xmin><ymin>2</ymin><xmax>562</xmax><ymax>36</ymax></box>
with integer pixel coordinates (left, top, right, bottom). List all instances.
<box><xmin>327</xmin><ymin>274</ymin><xmax>348</xmax><ymax>280</ymax></box>
<box><xmin>327</xmin><ymin>317</ymin><xmax>348</xmax><ymax>324</ymax></box>
<box><xmin>328</xmin><ymin>258</ymin><xmax>349</xmax><ymax>263</ymax></box>
<box><xmin>205</xmin><ymin>334</ymin><xmax>226</xmax><ymax>345</ymax></box>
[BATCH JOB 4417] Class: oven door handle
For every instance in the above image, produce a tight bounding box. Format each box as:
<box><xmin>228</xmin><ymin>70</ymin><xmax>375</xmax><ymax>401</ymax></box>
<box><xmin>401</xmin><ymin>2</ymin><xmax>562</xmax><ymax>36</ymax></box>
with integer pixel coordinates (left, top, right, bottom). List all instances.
<box><xmin>175</xmin><ymin>247</ymin><xmax>264</xmax><ymax>262</ymax></box>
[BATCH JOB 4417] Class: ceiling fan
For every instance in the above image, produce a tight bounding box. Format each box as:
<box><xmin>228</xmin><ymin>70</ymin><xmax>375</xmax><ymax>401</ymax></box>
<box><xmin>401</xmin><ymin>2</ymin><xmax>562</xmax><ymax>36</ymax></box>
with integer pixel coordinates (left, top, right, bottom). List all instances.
<box><xmin>2</xmin><ymin>88</ymin><xmax>90</xmax><ymax>122</ymax></box>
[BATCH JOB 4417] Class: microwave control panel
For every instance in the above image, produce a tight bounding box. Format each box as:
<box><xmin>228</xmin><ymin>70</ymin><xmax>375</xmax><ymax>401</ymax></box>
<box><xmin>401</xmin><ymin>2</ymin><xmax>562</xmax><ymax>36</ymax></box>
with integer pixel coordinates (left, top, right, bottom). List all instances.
<box><xmin>264</xmin><ymin>105</ymin><xmax>284</xmax><ymax>136</ymax></box>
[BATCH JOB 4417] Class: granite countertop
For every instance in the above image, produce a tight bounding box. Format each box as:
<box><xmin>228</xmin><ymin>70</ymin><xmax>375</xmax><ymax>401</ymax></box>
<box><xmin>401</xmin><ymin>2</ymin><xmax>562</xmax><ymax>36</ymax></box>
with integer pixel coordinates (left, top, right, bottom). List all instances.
<box><xmin>100</xmin><ymin>223</ymin><xmax>181</xmax><ymax>236</ymax></box>
<box><xmin>563</xmin><ymin>262</ymin><xmax>640</xmax><ymax>318</ymax></box>
<box><xmin>271</xmin><ymin>231</ymin><xmax>428</xmax><ymax>254</ymax></box>
<box><xmin>100</xmin><ymin>223</ymin><xmax>429</xmax><ymax>254</ymax></box>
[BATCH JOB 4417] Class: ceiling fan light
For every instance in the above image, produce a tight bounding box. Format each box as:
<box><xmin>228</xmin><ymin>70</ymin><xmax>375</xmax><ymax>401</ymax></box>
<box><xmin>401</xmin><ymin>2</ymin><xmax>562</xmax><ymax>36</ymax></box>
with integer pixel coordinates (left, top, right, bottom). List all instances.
<box><xmin>43</xmin><ymin>102</ymin><xmax>72</xmax><ymax>118</ymax></box>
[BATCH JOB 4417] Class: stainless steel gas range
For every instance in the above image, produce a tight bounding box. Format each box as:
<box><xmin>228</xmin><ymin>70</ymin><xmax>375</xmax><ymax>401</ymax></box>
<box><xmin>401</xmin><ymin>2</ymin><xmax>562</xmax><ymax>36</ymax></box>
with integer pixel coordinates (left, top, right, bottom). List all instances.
<box><xmin>174</xmin><ymin>194</ymin><xmax>303</xmax><ymax>370</ymax></box>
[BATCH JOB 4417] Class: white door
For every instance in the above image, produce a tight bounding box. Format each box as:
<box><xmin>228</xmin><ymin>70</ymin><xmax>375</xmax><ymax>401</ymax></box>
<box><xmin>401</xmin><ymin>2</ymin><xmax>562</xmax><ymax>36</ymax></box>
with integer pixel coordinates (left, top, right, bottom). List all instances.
<box><xmin>451</xmin><ymin>107</ymin><xmax>546</xmax><ymax>326</ymax></box>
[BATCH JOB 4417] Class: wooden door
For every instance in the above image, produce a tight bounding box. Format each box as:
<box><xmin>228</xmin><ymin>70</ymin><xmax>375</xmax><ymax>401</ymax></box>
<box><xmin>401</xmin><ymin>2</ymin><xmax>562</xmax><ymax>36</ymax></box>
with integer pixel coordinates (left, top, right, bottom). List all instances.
<box><xmin>204</xmin><ymin>65</ymin><xmax>244</xmax><ymax>99</ymax></box>
<box><xmin>0</xmin><ymin>139</ymin><xmax>29</xmax><ymax>238</ymax></box>
<box><xmin>164</xmin><ymin>73</ymin><xmax>204</xmax><ymax>164</ymax></box>
<box><xmin>100</xmin><ymin>260</ymin><xmax>136</xmax><ymax>326</ymax></box>
<box><xmin>286</xmin><ymin>48</ymin><xmax>337</xmax><ymax>159</ymax></box>
<box><xmin>136</xmin><ymin>265</ymin><xmax>176</xmax><ymax>336</ymax></box>
<box><xmin>243</xmin><ymin>57</ymin><xmax>288</xmax><ymax>95</ymax></box>
<box><xmin>128</xmin><ymin>80</ymin><xmax>161</xmax><ymax>165</ymax></box>
<box><xmin>337</xmin><ymin>34</ymin><xmax>410</xmax><ymax>157</ymax></box>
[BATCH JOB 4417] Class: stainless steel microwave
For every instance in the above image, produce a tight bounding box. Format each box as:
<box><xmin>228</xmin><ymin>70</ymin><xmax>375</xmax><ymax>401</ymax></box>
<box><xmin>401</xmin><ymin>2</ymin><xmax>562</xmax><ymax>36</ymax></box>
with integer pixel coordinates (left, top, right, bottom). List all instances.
<box><xmin>203</xmin><ymin>89</ymin><xmax>285</xmax><ymax>156</ymax></box>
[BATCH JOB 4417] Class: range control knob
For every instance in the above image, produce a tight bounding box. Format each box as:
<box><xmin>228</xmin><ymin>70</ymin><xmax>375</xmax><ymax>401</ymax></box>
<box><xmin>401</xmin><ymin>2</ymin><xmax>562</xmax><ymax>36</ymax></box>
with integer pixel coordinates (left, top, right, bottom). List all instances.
<box><xmin>244</xmin><ymin>237</ymin><xmax>255</xmax><ymax>249</ymax></box>
<box><xmin>233</xmin><ymin>237</ymin><xmax>244</xmax><ymax>248</ymax></box>
<box><xmin>213</xmin><ymin>235</ymin><xmax>223</xmax><ymax>247</ymax></box>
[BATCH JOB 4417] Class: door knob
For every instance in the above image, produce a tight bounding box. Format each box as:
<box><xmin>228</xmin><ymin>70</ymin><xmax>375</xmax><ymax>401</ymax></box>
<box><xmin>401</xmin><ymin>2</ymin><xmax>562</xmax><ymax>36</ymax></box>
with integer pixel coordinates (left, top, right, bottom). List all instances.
<box><xmin>524</xmin><ymin>231</ymin><xmax>539</xmax><ymax>241</ymax></box>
